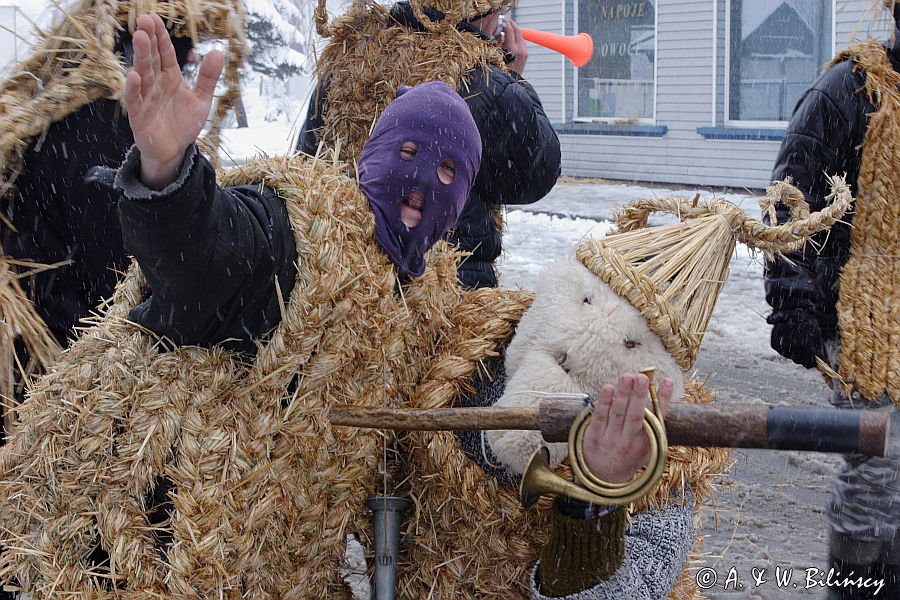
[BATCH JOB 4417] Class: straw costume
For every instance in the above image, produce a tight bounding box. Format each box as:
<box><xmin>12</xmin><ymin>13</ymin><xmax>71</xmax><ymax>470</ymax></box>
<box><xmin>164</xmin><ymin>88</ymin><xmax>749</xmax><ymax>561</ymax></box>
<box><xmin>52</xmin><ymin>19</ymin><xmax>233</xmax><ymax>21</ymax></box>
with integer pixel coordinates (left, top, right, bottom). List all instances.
<box><xmin>300</xmin><ymin>0</ymin><xmax>561</xmax><ymax>289</ymax></box>
<box><xmin>765</xmin><ymin>1</ymin><xmax>900</xmax><ymax>595</ymax></box>
<box><xmin>0</xmin><ymin>0</ymin><xmax>246</xmax><ymax>434</ymax></box>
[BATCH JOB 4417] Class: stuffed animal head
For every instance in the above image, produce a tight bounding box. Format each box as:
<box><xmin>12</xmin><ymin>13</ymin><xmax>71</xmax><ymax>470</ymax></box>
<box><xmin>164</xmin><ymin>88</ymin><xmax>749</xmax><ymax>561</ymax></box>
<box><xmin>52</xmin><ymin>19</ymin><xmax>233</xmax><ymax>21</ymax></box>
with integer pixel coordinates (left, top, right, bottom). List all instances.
<box><xmin>488</xmin><ymin>257</ymin><xmax>683</xmax><ymax>476</ymax></box>
<box><xmin>506</xmin><ymin>256</ymin><xmax>684</xmax><ymax>400</ymax></box>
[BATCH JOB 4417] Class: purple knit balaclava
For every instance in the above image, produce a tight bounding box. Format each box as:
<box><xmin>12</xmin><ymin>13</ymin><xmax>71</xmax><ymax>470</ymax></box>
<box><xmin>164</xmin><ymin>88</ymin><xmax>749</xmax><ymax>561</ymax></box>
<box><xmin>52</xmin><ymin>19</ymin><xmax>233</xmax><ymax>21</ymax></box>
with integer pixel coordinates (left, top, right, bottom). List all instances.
<box><xmin>358</xmin><ymin>81</ymin><xmax>482</xmax><ymax>278</ymax></box>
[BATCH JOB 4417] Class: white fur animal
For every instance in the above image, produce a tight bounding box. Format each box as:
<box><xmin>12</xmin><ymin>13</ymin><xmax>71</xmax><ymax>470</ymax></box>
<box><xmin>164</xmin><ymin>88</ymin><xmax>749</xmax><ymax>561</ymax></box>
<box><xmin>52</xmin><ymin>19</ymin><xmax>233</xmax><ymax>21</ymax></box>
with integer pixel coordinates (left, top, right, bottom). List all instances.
<box><xmin>487</xmin><ymin>256</ymin><xmax>683</xmax><ymax>475</ymax></box>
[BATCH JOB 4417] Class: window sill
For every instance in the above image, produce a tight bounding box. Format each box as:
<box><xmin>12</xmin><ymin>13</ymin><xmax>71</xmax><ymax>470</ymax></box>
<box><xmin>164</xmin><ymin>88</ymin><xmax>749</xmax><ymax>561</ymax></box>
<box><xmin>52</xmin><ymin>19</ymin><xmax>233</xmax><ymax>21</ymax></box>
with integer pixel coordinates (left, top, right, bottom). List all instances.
<box><xmin>696</xmin><ymin>126</ymin><xmax>785</xmax><ymax>141</ymax></box>
<box><xmin>555</xmin><ymin>123</ymin><xmax>668</xmax><ymax>137</ymax></box>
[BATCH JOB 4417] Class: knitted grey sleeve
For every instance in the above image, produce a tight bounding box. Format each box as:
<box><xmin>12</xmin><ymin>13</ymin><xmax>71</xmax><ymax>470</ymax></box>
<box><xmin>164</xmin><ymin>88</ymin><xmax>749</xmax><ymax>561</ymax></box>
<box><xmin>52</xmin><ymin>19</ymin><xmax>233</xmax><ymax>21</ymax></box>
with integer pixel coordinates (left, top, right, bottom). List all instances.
<box><xmin>530</xmin><ymin>488</ymin><xmax>697</xmax><ymax>600</ymax></box>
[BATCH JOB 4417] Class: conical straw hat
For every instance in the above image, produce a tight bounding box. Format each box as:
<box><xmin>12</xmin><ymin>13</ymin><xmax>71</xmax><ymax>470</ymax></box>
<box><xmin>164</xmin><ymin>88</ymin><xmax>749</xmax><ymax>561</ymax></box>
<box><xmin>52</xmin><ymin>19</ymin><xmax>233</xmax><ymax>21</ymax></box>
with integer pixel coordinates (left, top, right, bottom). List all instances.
<box><xmin>576</xmin><ymin>176</ymin><xmax>853</xmax><ymax>371</ymax></box>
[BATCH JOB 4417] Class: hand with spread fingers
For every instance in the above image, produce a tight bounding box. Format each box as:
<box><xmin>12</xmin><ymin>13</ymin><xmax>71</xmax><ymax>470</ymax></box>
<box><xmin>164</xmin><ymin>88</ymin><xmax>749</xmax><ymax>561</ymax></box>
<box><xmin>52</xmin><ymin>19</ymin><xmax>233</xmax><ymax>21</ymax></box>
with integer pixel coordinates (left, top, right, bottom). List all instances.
<box><xmin>124</xmin><ymin>13</ymin><xmax>224</xmax><ymax>189</ymax></box>
<box><xmin>581</xmin><ymin>373</ymin><xmax>673</xmax><ymax>484</ymax></box>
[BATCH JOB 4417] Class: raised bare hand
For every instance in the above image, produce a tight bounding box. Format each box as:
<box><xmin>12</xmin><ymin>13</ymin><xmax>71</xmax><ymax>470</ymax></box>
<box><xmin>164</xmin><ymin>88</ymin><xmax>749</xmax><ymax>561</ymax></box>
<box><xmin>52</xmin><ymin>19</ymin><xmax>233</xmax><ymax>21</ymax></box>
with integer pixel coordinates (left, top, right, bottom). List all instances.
<box><xmin>580</xmin><ymin>373</ymin><xmax>673</xmax><ymax>484</ymax></box>
<box><xmin>124</xmin><ymin>14</ymin><xmax>224</xmax><ymax>188</ymax></box>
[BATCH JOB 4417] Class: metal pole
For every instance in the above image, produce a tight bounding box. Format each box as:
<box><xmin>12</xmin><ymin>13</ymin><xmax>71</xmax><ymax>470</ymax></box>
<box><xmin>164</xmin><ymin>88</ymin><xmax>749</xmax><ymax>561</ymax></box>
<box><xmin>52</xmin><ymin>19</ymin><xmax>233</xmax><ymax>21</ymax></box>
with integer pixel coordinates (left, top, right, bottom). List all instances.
<box><xmin>366</xmin><ymin>496</ymin><xmax>410</xmax><ymax>600</ymax></box>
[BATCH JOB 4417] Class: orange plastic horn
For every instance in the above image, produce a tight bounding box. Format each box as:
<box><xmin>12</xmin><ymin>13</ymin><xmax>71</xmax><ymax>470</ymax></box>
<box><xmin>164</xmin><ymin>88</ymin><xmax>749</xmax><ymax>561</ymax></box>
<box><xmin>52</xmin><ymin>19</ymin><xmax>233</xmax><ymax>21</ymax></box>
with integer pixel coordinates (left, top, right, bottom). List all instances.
<box><xmin>520</xmin><ymin>28</ymin><xmax>594</xmax><ymax>67</ymax></box>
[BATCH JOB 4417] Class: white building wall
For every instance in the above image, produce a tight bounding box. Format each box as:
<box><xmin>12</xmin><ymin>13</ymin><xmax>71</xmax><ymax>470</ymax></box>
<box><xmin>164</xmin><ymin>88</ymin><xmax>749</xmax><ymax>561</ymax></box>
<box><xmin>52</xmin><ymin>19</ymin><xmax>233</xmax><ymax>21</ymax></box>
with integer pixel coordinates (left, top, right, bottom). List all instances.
<box><xmin>518</xmin><ymin>0</ymin><xmax>889</xmax><ymax>189</ymax></box>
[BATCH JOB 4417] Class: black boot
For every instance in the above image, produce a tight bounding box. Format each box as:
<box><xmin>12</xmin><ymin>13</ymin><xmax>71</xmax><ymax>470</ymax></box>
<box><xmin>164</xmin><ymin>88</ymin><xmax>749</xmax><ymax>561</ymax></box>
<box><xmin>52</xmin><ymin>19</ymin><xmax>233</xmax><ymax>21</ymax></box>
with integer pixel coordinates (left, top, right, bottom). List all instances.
<box><xmin>875</xmin><ymin>563</ymin><xmax>900</xmax><ymax>598</ymax></box>
<box><xmin>825</xmin><ymin>555</ymin><xmax>882</xmax><ymax>599</ymax></box>
<box><xmin>826</xmin><ymin>530</ymin><xmax>886</xmax><ymax>600</ymax></box>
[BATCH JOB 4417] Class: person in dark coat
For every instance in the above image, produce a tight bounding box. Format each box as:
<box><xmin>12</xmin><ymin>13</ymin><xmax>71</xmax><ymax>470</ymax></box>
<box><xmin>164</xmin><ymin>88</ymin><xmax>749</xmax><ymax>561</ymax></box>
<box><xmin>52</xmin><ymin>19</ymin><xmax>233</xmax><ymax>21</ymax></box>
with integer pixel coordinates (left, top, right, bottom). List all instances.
<box><xmin>114</xmin><ymin>14</ymin><xmax>681</xmax><ymax>599</ymax></box>
<box><xmin>1</xmin><ymin>35</ymin><xmax>195</xmax><ymax>349</ymax></box>
<box><xmin>764</xmin><ymin>3</ymin><xmax>900</xmax><ymax>597</ymax></box>
<box><xmin>0</xmin><ymin>28</ymin><xmax>195</xmax><ymax>452</ymax></box>
<box><xmin>297</xmin><ymin>0</ymin><xmax>561</xmax><ymax>290</ymax></box>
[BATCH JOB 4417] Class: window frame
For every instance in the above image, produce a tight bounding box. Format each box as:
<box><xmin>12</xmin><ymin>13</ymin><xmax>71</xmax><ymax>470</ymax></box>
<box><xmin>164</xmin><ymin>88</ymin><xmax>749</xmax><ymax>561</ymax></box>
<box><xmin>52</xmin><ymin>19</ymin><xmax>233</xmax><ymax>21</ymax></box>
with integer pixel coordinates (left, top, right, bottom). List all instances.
<box><xmin>724</xmin><ymin>0</ymin><xmax>836</xmax><ymax>127</ymax></box>
<box><xmin>572</xmin><ymin>0</ymin><xmax>659</xmax><ymax>124</ymax></box>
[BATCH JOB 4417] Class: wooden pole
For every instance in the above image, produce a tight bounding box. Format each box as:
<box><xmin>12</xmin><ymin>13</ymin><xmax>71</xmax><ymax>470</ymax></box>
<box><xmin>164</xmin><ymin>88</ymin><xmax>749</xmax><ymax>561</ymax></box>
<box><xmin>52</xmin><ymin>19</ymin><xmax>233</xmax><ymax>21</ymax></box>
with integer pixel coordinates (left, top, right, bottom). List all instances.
<box><xmin>329</xmin><ymin>401</ymin><xmax>894</xmax><ymax>456</ymax></box>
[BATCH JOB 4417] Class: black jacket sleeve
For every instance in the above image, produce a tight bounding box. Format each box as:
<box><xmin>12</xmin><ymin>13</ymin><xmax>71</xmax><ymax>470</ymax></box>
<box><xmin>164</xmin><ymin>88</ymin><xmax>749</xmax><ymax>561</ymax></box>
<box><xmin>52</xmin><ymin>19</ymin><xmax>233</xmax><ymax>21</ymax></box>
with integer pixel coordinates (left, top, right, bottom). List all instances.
<box><xmin>296</xmin><ymin>80</ymin><xmax>329</xmax><ymax>156</ymax></box>
<box><xmin>116</xmin><ymin>145</ymin><xmax>298</xmax><ymax>353</ymax></box>
<box><xmin>764</xmin><ymin>60</ymin><xmax>867</xmax><ymax>340</ymax></box>
<box><xmin>465</xmin><ymin>68</ymin><xmax>561</xmax><ymax>207</ymax></box>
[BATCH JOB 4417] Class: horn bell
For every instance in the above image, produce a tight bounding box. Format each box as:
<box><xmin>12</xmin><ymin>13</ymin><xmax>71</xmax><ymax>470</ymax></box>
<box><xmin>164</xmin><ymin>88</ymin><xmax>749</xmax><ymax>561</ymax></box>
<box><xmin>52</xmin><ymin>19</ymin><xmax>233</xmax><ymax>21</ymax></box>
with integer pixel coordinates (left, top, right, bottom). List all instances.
<box><xmin>519</xmin><ymin>446</ymin><xmax>609</xmax><ymax>508</ymax></box>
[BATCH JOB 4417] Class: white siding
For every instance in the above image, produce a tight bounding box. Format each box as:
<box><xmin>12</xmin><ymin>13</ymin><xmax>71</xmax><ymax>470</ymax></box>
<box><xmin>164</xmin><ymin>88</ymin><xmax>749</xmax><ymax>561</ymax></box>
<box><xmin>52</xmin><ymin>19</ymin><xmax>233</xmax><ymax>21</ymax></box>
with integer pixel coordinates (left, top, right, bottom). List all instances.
<box><xmin>515</xmin><ymin>0</ymin><xmax>566</xmax><ymax>121</ymax></box>
<box><xmin>519</xmin><ymin>0</ymin><xmax>884</xmax><ymax>189</ymax></box>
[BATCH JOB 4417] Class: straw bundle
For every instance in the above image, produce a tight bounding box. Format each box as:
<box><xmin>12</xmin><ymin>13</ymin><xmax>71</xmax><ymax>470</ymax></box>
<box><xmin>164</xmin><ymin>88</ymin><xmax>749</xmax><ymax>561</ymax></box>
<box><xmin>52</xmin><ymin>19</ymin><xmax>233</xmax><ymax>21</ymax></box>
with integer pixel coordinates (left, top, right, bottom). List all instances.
<box><xmin>828</xmin><ymin>41</ymin><xmax>900</xmax><ymax>405</ymax></box>
<box><xmin>577</xmin><ymin>177</ymin><xmax>853</xmax><ymax>371</ymax></box>
<box><xmin>0</xmin><ymin>255</ymin><xmax>62</xmax><ymax>426</ymax></box>
<box><xmin>0</xmin><ymin>0</ymin><xmax>246</xmax><ymax>194</ymax></box>
<box><xmin>311</xmin><ymin>0</ymin><xmax>506</xmax><ymax>164</ymax></box>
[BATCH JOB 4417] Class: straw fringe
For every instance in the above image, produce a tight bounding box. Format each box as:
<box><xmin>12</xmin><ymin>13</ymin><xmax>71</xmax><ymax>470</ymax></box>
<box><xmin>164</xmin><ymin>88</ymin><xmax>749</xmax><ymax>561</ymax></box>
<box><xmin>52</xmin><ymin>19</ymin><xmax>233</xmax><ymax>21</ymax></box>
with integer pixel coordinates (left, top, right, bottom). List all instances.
<box><xmin>828</xmin><ymin>41</ymin><xmax>900</xmax><ymax>405</ymax></box>
<box><xmin>579</xmin><ymin>179</ymin><xmax>853</xmax><ymax>370</ymax></box>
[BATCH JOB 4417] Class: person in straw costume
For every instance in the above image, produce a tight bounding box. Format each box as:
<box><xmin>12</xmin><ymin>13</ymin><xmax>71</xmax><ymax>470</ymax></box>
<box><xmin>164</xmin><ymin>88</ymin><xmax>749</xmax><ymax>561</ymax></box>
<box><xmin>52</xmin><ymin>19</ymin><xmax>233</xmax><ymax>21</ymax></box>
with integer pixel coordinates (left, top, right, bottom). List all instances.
<box><xmin>0</xmin><ymin>0</ymin><xmax>246</xmax><ymax>444</ymax></box>
<box><xmin>765</xmin><ymin>1</ymin><xmax>900</xmax><ymax>596</ymax></box>
<box><xmin>0</xmin><ymin>13</ymin><xmax>679</xmax><ymax>599</ymax></box>
<box><xmin>298</xmin><ymin>0</ymin><xmax>561</xmax><ymax>290</ymax></box>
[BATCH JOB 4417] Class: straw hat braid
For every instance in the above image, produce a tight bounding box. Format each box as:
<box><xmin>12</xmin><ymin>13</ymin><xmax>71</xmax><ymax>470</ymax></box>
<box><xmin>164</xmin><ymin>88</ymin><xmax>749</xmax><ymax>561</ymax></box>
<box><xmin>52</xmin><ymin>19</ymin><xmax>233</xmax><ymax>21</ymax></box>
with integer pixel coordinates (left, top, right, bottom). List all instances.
<box><xmin>577</xmin><ymin>178</ymin><xmax>853</xmax><ymax>370</ymax></box>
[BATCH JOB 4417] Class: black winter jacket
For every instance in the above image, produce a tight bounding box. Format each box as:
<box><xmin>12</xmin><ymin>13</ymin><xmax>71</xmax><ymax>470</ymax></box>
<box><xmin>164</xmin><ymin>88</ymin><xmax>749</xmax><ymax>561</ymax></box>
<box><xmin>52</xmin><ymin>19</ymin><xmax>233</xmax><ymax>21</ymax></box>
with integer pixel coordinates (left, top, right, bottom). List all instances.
<box><xmin>297</xmin><ymin>1</ymin><xmax>561</xmax><ymax>289</ymax></box>
<box><xmin>2</xmin><ymin>98</ymin><xmax>135</xmax><ymax>345</ymax></box>
<box><xmin>116</xmin><ymin>145</ymin><xmax>297</xmax><ymax>354</ymax></box>
<box><xmin>765</xmin><ymin>31</ymin><xmax>900</xmax><ymax>349</ymax></box>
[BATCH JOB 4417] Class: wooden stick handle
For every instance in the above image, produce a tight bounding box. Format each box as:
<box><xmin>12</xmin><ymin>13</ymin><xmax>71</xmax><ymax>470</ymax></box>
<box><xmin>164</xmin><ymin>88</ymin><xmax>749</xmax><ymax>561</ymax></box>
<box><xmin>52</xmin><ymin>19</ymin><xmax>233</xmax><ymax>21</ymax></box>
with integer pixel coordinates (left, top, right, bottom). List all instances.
<box><xmin>329</xmin><ymin>401</ymin><xmax>893</xmax><ymax>456</ymax></box>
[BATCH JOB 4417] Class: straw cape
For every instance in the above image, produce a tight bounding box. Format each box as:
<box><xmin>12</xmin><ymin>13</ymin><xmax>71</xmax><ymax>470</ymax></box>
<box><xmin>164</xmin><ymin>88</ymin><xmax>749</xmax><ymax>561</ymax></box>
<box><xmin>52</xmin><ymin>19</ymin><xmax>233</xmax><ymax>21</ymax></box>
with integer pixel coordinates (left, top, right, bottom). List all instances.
<box><xmin>822</xmin><ymin>40</ymin><xmax>900</xmax><ymax>406</ymax></box>
<box><xmin>0</xmin><ymin>0</ymin><xmax>246</xmax><ymax>410</ymax></box>
<box><xmin>0</xmin><ymin>154</ymin><xmax>528</xmax><ymax>598</ymax></box>
<box><xmin>0</xmin><ymin>151</ymin><xmax>736</xmax><ymax>599</ymax></box>
<box><xmin>311</xmin><ymin>0</ymin><xmax>507</xmax><ymax>164</ymax></box>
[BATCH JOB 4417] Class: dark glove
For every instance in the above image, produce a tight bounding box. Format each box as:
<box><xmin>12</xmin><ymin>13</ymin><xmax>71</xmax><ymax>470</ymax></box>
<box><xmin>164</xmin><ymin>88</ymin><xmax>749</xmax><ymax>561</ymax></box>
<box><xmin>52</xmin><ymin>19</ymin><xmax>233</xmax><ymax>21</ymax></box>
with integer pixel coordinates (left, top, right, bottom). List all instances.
<box><xmin>768</xmin><ymin>310</ymin><xmax>826</xmax><ymax>369</ymax></box>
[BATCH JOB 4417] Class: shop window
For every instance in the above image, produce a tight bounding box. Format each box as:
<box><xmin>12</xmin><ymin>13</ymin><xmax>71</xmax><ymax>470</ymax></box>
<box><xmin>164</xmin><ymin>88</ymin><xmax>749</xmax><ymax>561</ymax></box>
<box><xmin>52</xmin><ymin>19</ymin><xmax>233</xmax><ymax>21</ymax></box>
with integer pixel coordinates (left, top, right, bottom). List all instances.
<box><xmin>727</xmin><ymin>0</ymin><xmax>832</xmax><ymax>123</ymax></box>
<box><xmin>575</xmin><ymin>0</ymin><xmax>656</xmax><ymax>121</ymax></box>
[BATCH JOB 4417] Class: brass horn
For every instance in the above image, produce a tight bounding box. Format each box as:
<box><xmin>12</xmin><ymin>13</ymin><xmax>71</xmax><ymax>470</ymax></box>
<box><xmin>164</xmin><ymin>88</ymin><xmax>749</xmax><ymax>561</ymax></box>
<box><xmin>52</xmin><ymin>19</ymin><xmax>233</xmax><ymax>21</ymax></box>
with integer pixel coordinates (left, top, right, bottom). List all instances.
<box><xmin>519</xmin><ymin>368</ymin><xmax>669</xmax><ymax>508</ymax></box>
<box><xmin>520</xmin><ymin>446</ymin><xmax>608</xmax><ymax>507</ymax></box>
